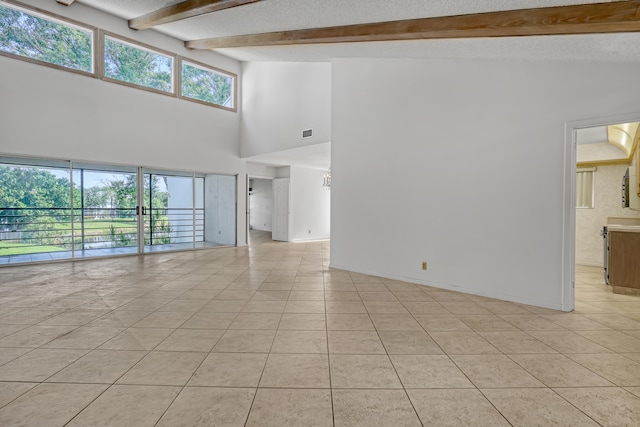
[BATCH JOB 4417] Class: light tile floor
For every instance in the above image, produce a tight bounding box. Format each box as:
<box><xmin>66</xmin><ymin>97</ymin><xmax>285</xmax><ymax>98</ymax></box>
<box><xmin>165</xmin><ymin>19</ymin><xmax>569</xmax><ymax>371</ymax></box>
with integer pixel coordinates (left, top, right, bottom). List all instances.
<box><xmin>0</xmin><ymin>232</ymin><xmax>639</xmax><ymax>425</ymax></box>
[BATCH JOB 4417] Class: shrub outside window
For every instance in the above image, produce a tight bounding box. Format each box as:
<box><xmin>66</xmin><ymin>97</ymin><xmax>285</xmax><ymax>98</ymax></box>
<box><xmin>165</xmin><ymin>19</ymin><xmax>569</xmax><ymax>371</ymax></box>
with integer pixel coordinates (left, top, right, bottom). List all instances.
<box><xmin>103</xmin><ymin>34</ymin><xmax>174</xmax><ymax>94</ymax></box>
<box><xmin>181</xmin><ymin>59</ymin><xmax>235</xmax><ymax>110</ymax></box>
<box><xmin>0</xmin><ymin>2</ymin><xmax>238</xmax><ymax>111</ymax></box>
<box><xmin>0</xmin><ymin>2</ymin><xmax>93</xmax><ymax>73</ymax></box>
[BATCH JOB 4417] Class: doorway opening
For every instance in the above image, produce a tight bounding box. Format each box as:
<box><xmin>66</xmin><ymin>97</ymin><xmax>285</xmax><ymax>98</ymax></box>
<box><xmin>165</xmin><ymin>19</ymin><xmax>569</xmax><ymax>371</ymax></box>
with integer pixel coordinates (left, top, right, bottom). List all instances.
<box><xmin>247</xmin><ymin>177</ymin><xmax>274</xmax><ymax>244</ymax></box>
<box><xmin>566</xmin><ymin>114</ymin><xmax>640</xmax><ymax>311</ymax></box>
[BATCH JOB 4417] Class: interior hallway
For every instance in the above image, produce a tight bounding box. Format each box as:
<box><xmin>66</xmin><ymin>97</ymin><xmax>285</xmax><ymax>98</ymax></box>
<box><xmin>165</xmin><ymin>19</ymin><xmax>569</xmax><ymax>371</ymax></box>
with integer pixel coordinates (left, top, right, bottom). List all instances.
<box><xmin>0</xmin><ymin>233</ymin><xmax>639</xmax><ymax>425</ymax></box>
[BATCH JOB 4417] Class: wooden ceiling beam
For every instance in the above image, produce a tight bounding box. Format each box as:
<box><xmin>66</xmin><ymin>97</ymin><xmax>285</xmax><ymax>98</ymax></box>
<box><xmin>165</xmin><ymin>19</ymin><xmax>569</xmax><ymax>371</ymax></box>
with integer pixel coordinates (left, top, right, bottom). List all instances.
<box><xmin>186</xmin><ymin>1</ymin><xmax>640</xmax><ymax>50</ymax></box>
<box><xmin>129</xmin><ymin>0</ymin><xmax>261</xmax><ymax>31</ymax></box>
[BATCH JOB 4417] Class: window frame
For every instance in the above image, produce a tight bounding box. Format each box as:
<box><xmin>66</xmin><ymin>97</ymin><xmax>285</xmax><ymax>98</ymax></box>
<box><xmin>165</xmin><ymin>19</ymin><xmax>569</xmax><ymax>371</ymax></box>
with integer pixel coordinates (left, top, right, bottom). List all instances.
<box><xmin>0</xmin><ymin>0</ymin><xmax>97</xmax><ymax>77</ymax></box>
<box><xmin>101</xmin><ymin>30</ymin><xmax>177</xmax><ymax>97</ymax></box>
<box><xmin>0</xmin><ymin>1</ymin><xmax>239</xmax><ymax>112</ymax></box>
<box><xmin>178</xmin><ymin>57</ymin><xmax>237</xmax><ymax>112</ymax></box>
<box><xmin>576</xmin><ymin>167</ymin><xmax>596</xmax><ymax>209</ymax></box>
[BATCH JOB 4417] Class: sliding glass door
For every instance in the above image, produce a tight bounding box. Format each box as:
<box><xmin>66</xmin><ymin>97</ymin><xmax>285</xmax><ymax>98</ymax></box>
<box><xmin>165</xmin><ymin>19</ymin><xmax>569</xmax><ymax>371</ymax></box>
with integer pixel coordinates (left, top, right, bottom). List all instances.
<box><xmin>140</xmin><ymin>170</ymin><xmax>237</xmax><ymax>252</ymax></box>
<box><xmin>72</xmin><ymin>163</ymin><xmax>139</xmax><ymax>257</ymax></box>
<box><xmin>142</xmin><ymin>169</ymin><xmax>194</xmax><ymax>252</ymax></box>
<box><xmin>0</xmin><ymin>156</ymin><xmax>237</xmax><ymax>264</ymax></box>
<box><xmin>0</xmin><ymin>157</ymin><xmax>73</xmax><ymax>263</ymax></box>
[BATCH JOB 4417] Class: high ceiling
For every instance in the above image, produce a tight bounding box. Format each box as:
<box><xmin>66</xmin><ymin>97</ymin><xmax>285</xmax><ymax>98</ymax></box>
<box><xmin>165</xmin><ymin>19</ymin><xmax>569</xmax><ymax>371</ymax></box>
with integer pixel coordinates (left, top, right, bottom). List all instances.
<box><xmin>72</xmin><ymin>0</ymin><xmax>640</xmax><ymax>62</ymax></box>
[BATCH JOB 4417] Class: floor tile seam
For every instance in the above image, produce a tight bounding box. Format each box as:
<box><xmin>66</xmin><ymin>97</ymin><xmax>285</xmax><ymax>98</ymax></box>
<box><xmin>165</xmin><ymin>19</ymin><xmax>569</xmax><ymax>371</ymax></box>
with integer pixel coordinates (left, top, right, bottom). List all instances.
<box><xmin>34</xmin><ymin>314</ymin><xmax>117</xmax><ymax>327</ymax></box>
<box><xmin>544</xmin><ymin>386</ymin><xmax>607</xmax><ymax>427</ymax></box>
<box><xmin>362</xmin><ymin>309</ymin><xmax>414</xmax><ymax>393</ymax></box>
<box><xmin>0</xmin><ymin>383</ymin><xmax>43</xmax><ymax>412</ymax></box>
<box><xmin>613</xmin><ymin>329</ymin><xmax>640</xmax><ymax>339</ymax></box>
<box><xmin>503</xmin><ymin>325</ymin><xmax>572</xmax><ymax>333</ymax></box>
<box><xmin>153</xmin><ymin>351</ymin><xmax>218</xmax><ymax>426</ymax></box>
<box><xmin>0</xmin><ymin>324</ymin><xmax>30</xmax><ymax>341</ymax></box>
<box><xmin>39</xmin><ymin>328</ymin><xmax>132</xmax><ymax>352</ymax></box>
<box><xmin>477</xmin><ymin>330</ymin><xmax>560</xmax><ymax>355</ymax></box>
<box><xmin>398</xmin><ymin>306</ymin><xmax>501</xmax><ymax>357</ymax></box>
<box><xmin>43</xmin><ymin>378</ymin><xmax>113</xmax><ymax>426</ymax></box>
<box><xmin>241</xmin><ymin>346</ymin><xmax>274</xmax><ymax>424</ymax></box>
<box><xmin>550</xmin><ymin>384</ymin><xmax>622</xmax><ymax>389</ymax></box>
<box><xmin>69</xmin><ymin>347</ymin><xmax>155</xmax><ymax>354</ymax></box>
<box><xmin>248</xmin><ymin>316</ymin><xmax>280</xmax><ymax>388</ymax></box>
<box><xmin>503</xmin><ymin>353</ymin><xmax>613</xmax><ymax>388</ymax></box>
<box><xmin>3</xmin><ymin>322</ymin><xmax>89</xmax><ymax>352</ymax></box>
<box><xmin>18</xmin><ymin>348</ymin><xmax>91</xmax><ymax>383</ymax></box>
<box><xmin>377</xmin><ymin>329</ymin><xmax>427</xmax><ymax>426</ymax></box>
<box><xmin>7</xmin><ymin>306</ymin><xmax>75</xmax><ymax>325</ymax></box>
<box><xmin>442</xmin><ymin>354</ymin><xmax>498</xmax><ymax>394</ymax></box>
<box><xmin>619</xmin><ymin>352</ymin><xmax>640</xmax><ymax>363</ymax></box>
<box><xmin>321</xmin><ymin>297</ymin><xmax>337</xmax><ymax>427</ymax></box>
<box><xmin>473</xmin><ymin>387</ymin><xmax>526</xmax><ymax>427</ymax></box>
<box><xmin>257</xmin><ymin>385</ymin><xmax>333</xmax><ymax>390</ymax></box>
<box><xmin>570</xmin><ymin>329</ymin><xmax>640</xmax><ymax>353</ymax></box>
<box><xmin>52</xmin><ymin>341</ymin><xmax>154</xmax><ymax>387</ymax></box>
<box><xmin>169</xmin><ymin>296</ymin><xmax>244</xmax><ymax>338</ymax></box>
<box><xmin>562</xmin><ymin>353</ymin><xmax>640</xmax><ymax>387</ymax></box>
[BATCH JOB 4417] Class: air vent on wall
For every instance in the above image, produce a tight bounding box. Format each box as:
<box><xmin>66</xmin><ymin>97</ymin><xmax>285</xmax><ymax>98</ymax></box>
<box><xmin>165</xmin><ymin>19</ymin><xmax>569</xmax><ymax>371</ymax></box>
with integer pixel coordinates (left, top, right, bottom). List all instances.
<box><xmin>302</xmin><ymin>129</ymin><xmax>313</xmax><ymax>139</ymax></box>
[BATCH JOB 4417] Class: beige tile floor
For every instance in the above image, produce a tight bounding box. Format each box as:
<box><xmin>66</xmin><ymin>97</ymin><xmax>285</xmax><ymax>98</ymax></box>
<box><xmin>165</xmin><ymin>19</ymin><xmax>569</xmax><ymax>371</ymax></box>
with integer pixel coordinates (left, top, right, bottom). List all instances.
<box><xmin>0</xmin><ymin>233</ymin><xmax>639</xmax><ymax>425</ymax></box>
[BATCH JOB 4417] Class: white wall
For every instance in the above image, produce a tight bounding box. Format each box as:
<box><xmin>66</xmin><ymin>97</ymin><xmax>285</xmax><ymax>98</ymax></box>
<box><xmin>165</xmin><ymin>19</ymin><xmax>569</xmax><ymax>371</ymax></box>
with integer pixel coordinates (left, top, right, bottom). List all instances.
<box><xmin>250</xmin><ymin>178</ymin><xmax>273</xmax><ymax>231</ymax></box>
<box><xmin>276</xmin><ymin>167</ymin><xmax>291</xmax><ymax>178</ymax></box>
<box><xmin>247</xmin><ymin>163</ymin><xmax>277</xmax><ymax>178</ymax></box>
<box><xmin>240</xmin><ymin>62</ymin><xmax>331</xmax><ymax>158</ymax></box>
<box><xmin>331</xmin><ymin>57</ymin><xmax>640</xmax><ymax>310</ymax></box>
<box><xmin>290</xmin><ymin>167</ymin><xmax>331</xmax><ymax>241</ymax></box>
<box><xmin>0</xmin><ymin>0</ymin><xmax>247</xmax><ymax>246</ymax></box>
<box><xmin>576</xmin><ymin>164</ymin><xmax>640</xmax><ymax>266</ymax></box>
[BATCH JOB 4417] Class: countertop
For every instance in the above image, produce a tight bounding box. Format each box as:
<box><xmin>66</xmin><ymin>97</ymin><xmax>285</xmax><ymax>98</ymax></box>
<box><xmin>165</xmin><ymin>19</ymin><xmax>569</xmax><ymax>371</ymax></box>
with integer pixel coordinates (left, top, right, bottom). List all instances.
<box><xmin>606</xmin><ymin>225</ymin><xmax>640</xmax><ymax>233</ymax></box>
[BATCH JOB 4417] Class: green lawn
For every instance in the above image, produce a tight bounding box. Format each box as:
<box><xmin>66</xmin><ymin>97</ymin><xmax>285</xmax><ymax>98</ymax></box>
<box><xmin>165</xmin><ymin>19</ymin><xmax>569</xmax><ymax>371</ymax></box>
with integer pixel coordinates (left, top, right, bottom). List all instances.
<box><xmin>19</xmin><ymin>218</ymin><xmax>137</xmax><ymax>234</ymax></box>
<box><xmin>80</xmin><ymin>219</ymin><xmax>137</xmax><ymax>232</ymax></box>
<box><xmin>0</xmin><ymin>242</ymin><xmax>66</xmax><ymax>256</ymax></box>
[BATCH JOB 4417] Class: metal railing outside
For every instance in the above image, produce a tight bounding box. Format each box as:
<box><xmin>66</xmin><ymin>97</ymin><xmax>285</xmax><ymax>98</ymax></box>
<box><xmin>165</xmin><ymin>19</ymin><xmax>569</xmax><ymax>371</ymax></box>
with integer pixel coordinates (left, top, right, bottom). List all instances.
<box><xmin>1</xmin><ymin>206</ymin><xmax>206</xmax><ymax>258</ymax></box>
<box><xmin>0</xmin><ymin>207</ymin><xmax>137</xmax><ymax>256</ymax></box>
<box><xmin>145</xmin><ymin>207</ymin><xmax>204</xmax><ymax>246</ymax></box>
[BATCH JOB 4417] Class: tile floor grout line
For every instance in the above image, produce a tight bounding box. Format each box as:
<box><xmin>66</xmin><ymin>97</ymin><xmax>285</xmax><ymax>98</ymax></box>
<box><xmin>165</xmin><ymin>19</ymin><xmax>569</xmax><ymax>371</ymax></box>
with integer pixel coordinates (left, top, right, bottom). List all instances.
<box><xmin>358</xmin><ymin>284</ymin><xmax>426</xmax><ymax>425</ymax></box>
<box><xmin>241</xmin><ymin>262</ymin><xmax>285</xmax><ymax>427</ymax></box>
<box><xmin>60</xmin><ymin>381</ymin><xmax>114</xmax><ymax>427</ymax></box>
<box><xmin>3</xmin><ymin>246</ymin><xmax>640</xmax><ymax>425</ymax></box>
<box><xmin>473</xmin><ymin>386</ymin><xmax>516</xmax><ymax>427</ymax></box>
<box><xmin>503</xmin><ymin>350</ymin><xmax>615</xmax><ymax>389</ymax></box>
<box><xmin>322</xmin><ymin>269</ymin><xmax>337</xmax><ymax>427</ymax></box>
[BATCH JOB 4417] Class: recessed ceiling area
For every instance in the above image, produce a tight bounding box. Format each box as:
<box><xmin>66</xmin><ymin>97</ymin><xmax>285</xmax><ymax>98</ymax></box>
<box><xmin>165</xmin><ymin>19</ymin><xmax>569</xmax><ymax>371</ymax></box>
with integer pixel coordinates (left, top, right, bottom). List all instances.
<box><xmin>576</xmin><ymin>126</ymin><xmax>608</xmax><ymax>145</ymax></box>
<box><xmin>71</xmin><ymin>0</ymin><xmax>640</xmax><ymax>62</ymax></box>
<box><xmin>577</xmin><ymin>122</ymin><xmax>640</xmax><ymax>165</ymax></box>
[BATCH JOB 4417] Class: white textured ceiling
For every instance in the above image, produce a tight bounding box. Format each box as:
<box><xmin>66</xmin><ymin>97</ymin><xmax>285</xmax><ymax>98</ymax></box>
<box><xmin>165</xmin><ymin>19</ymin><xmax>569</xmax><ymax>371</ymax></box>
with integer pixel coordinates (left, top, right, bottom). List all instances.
<box><xmin>576</xmin><ymin>126</ymin><xmax>609</xmax><ymax>145</ymax></box>
<box><xmin>75</xmin><ymin>0</ymin><xmax>640</xmax><ymax>62</ymax></box>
